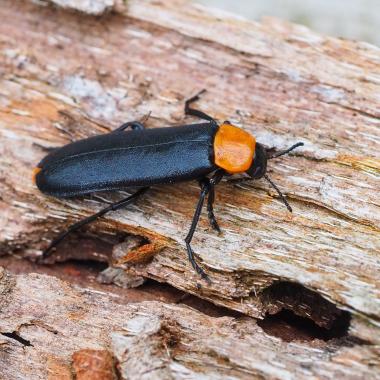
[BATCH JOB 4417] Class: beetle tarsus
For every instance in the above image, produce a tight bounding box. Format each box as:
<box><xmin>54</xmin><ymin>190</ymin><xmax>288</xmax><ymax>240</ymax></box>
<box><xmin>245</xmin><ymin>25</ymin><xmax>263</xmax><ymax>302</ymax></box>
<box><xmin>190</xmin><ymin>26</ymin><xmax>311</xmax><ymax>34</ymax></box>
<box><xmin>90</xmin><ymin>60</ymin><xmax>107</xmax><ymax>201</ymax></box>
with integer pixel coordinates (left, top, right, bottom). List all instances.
<box><xmin>186</xmin><ymin>242</ymin><xmax>211</xmax><ymax>283</ymax></box>
<box><xmin>185</xmin><ymin>89</ymin><xmax>207</xmax><ymax>107</ymax></box>
<box><xmin>184</xmin><ymin>89</ymin><xmax>216</xmax><ymax>124</ymax></box>
<box><xmin>207</xmin><ymin>209</ymin><xmax>221</xmax><ymax>233</ymax></box>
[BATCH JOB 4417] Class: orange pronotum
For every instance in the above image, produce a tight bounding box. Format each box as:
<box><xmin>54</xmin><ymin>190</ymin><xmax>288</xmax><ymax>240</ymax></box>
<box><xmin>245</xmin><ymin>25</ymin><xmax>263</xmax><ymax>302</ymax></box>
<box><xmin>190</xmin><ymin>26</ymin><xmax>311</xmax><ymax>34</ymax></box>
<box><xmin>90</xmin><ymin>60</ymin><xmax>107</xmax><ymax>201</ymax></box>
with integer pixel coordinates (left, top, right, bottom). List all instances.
<box><xmin>213</xmin><ymin>123</ymin><xmax>256</xmax><ymax>174</ymax></box>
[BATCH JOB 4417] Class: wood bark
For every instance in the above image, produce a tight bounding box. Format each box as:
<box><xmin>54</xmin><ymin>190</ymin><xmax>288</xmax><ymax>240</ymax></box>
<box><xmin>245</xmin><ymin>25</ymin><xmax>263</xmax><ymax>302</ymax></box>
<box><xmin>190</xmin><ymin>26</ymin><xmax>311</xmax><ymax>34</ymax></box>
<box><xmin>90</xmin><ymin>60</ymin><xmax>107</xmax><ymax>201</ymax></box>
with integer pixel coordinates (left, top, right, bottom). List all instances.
<box><xmin>0</xmin><ymin>269</ymin><xmax>379</xmax><ymax>380</ymax></box>
<box><xmin>0</xmin><ymin>0</ymin><xmax>379</xmax><ymax>378</ymax></box>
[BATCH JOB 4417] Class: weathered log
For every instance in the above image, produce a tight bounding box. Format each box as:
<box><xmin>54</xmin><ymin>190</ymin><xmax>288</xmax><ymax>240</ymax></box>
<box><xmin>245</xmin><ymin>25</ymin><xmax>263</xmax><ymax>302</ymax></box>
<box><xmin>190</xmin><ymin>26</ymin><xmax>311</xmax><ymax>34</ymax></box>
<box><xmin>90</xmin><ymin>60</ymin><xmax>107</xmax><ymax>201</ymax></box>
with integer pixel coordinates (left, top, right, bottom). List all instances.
<box><xmin>0</xmin><ymin>269</ymin><xmax>379</xmax><ymax>379</ymax></box>
<box><xmin>0</xmin><ymin>0</ymin><xmax>379</xmax><ymax>378</ymax></box>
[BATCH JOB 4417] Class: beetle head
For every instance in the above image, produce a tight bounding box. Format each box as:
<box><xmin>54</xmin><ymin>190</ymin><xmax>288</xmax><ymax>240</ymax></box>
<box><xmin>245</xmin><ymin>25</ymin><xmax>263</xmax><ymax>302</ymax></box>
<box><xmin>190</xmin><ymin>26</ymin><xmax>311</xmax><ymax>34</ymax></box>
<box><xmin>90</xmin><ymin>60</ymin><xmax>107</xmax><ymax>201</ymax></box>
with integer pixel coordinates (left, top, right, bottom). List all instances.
<box><xmin>246</xmin><ymin>142</ymin><xmax>267</xmax><ymax>179</ymax></box>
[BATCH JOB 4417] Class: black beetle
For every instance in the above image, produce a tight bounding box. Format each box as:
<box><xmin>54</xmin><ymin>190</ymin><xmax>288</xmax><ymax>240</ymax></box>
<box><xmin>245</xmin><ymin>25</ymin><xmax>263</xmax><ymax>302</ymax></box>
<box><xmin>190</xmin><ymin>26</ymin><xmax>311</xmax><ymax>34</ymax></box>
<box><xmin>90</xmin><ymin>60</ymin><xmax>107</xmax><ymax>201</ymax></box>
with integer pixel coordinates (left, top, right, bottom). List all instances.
<box><xmin>34</xmin><ymin>90</ymin><xmax>303</xmax><ymax>280</ymax></box>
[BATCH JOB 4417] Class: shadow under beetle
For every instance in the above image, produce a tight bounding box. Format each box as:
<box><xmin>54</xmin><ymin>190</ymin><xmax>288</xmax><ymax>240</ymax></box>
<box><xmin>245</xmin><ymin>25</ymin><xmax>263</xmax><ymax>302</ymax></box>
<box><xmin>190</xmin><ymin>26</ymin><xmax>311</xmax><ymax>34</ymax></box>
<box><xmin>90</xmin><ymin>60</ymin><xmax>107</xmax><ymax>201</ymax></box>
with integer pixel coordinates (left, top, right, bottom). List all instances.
<box><xmin>33</xmin><ymin>90</ymin><xmax>303</xmax><ymax>282</ymax></box>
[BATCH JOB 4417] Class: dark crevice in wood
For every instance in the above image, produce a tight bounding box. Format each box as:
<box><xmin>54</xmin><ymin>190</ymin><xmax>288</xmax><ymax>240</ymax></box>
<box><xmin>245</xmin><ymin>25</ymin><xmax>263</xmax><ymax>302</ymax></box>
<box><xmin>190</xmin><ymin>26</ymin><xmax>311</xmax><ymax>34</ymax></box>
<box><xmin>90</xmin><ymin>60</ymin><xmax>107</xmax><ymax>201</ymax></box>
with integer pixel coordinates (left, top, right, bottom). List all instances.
<box><xmin>1</xmin><ymin>253</ymin><xmax>240</xmax><ymax>319</ymax></box>
<box><xmin>258</xmin><ymin>309</ymin><xmax>350</xmax><ymax>343</ymax></box>
<box><xmin>260</xmin><ymin>281</ymin><xmax>350</xmax><ymax>329</ymax></box>
<box><xmin>258</xmin><ymin>281</ymin><xmax>357</xmax><ymax>343</ymax></box>
<box><xmin>36</xmin><ymin>225</ymin><xmax>152</xmax><ymax>265</ymax></box>
<box><xmin>37</xmin><ymin>229</ymin><xmax>125</xmax><ymax>264</ymax></box>
<box><xmin>59</xmin><ymin>258</ymin><xmax>108</xmax><ymax>272</ymax></box>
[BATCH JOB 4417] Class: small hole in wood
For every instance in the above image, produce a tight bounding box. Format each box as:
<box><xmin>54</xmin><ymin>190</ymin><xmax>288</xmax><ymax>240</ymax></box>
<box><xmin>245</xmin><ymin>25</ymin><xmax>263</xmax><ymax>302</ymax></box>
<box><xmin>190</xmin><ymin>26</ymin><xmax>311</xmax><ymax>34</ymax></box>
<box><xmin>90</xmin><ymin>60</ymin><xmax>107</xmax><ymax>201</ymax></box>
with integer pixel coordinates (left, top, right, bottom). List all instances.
<box><xmin>258</xmin><ymin>309</ymin><xmax>351</xmax><ymax>342</ymax></box>
<box><xmin>258</xmin><ymin>281</ymin><xmax>352</xmax><ymax>342</ymax></box>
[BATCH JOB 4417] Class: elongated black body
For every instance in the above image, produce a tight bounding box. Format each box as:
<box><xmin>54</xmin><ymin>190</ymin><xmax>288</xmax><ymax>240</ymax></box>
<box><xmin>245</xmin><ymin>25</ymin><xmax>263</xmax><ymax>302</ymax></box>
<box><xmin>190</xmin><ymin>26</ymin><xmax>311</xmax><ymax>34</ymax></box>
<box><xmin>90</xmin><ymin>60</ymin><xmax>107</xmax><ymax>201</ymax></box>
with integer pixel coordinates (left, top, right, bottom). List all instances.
<box><xmin>35</xmin><ymin>90</ymin><xmax>303</xmax><ymax>281</ymax></box>
<box><xmin>36</xmin><ymin>123</ymin><xmax>218</xmax><ymax>198</ymax></box>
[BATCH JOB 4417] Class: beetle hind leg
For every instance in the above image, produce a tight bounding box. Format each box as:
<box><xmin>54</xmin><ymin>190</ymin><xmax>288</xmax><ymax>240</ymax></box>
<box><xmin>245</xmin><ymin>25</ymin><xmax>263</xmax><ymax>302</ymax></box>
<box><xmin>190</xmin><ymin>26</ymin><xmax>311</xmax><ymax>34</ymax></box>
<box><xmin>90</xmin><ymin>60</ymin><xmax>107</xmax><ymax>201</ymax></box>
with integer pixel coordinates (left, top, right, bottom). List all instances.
<box><xmin>184</xmin><ymin>171</ymin><xmax>224</xmax><ymax>282</ymax></box>
<box><xmin>39</xmin><ymin>187</ymin><xmax>149</xmax><ymax>262</ymax></box>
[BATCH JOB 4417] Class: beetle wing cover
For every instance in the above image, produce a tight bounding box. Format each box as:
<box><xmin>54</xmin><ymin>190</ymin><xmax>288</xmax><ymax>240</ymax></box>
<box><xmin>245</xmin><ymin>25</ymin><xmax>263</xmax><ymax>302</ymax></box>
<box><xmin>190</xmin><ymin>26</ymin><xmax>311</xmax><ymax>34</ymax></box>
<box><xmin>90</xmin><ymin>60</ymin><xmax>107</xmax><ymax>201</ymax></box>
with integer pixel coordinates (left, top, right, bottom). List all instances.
<box><xmin>34</xmin><ymin>123</ymin><xmax>218</xmax><ymax>197</ymax></box>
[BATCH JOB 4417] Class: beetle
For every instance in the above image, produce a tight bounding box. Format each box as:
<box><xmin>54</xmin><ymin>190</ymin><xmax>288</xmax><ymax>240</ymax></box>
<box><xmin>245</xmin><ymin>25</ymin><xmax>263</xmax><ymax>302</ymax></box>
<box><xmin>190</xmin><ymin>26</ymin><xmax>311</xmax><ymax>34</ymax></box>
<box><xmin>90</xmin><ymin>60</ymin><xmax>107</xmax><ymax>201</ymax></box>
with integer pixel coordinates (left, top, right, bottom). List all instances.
<box><xmin>34</xmin><ymin>90</ymin><xmax>303</xmax><ymax>281</ymax></box>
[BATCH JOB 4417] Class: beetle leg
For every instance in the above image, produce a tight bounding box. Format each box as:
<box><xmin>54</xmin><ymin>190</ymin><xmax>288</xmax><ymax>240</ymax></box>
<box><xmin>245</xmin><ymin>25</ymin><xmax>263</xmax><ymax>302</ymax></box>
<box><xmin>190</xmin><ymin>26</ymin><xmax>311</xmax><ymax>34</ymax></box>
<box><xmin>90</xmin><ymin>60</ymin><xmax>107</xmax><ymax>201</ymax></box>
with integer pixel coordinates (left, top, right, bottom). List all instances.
<box><xmin>207</xmin><ymin>184</ymin><xmax>220</xmax><ymax>232</ymax></box>
<box><xmin>206</xmin><ymin>170</ymin><xmax>225</xmax><ymax>233</ymax></box>
<box><xmin>185</xmin><ymin>89</ymin><xmax>217</xmax><ymax>124</ymax></box>
<box><xmin>39</xmin><ymin>187</ymin><xmax>149</xmax><ymax>261</ymax></box>
<box><xmin>185</xmin><ymin>180</ymin><xmax>211</xmax><ymax>283</ymax></box>
<box><xmin>113</xmin><ymin>121</ymin><xmax>145</xmax><ymax>133</ymax></box>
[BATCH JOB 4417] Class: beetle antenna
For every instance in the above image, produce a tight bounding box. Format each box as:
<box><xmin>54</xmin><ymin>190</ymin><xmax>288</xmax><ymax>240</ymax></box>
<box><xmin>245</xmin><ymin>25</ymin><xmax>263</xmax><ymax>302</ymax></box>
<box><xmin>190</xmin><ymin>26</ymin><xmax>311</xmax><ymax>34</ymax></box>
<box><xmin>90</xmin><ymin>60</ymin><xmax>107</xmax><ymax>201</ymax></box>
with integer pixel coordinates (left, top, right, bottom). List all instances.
<box><xmin>268</xmin><ymin>142</ymin><xmax>304</xmax><ymax>159</ymax></box>
<box><xmin>264</xmin><ymin>174</ymin><xmax>292</xmax><ymax>212</ymax></box>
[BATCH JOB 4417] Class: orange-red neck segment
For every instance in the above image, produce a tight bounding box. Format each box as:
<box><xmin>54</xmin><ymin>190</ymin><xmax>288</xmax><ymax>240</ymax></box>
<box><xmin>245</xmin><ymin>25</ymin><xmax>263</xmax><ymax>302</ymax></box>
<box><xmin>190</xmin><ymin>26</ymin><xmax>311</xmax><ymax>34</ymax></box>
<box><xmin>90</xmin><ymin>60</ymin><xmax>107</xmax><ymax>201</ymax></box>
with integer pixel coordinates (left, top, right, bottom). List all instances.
<box><xmin>213</xmin><ymin>123</ymin><xmax>256</xmax><ymax>174</ymax></box>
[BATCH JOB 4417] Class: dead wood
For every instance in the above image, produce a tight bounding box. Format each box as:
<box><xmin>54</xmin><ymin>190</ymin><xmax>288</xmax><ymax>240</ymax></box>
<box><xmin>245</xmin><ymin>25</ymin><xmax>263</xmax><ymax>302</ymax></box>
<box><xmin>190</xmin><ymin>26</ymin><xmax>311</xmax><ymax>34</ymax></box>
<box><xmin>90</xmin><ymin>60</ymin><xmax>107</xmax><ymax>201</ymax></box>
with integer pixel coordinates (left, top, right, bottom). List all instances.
<box><xmin>0</xmin><ymin>270</ymin><xmax>379</xmax><ymax>379</ymax></box>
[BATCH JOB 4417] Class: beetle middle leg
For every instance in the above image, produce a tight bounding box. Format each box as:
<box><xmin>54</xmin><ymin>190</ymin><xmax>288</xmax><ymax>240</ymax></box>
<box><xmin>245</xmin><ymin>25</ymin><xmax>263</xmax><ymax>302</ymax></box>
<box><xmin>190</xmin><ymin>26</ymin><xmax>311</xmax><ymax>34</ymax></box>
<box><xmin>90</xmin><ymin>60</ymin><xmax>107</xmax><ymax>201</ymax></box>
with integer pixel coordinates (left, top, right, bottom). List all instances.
<box><xmin>40</xmin><ymin>187</ymin><xmax>149</xmax><ymax>261</ymax></box>
<box><xmin>185</xmin><ymin>180</ymin><xmax>211</xmax><ymax>282</ymax></box>
<box><xmin>185</xmin><ymin>171</ymin><xmax>224</xmax><ymax>281</ymax></box>
<box><xmin>207</xmin><ymin>184</ymin><xmax>220</xmax><ymax>232</ymax></box>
